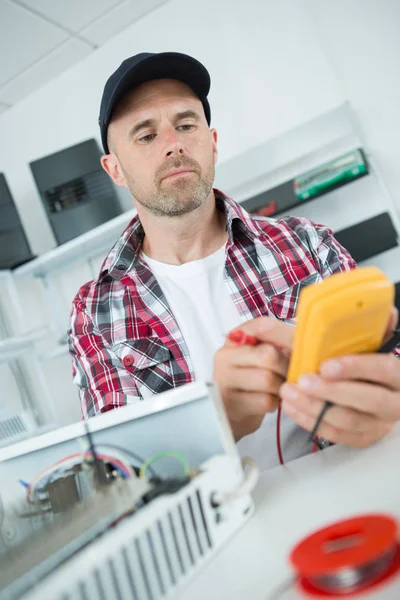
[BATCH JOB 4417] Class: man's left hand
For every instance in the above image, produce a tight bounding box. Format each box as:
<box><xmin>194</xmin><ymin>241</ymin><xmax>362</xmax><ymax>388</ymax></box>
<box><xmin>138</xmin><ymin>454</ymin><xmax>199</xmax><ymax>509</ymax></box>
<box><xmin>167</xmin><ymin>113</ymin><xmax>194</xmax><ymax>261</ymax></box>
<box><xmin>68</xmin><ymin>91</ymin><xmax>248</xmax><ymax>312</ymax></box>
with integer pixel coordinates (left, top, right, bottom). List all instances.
<box><xmin>280</xmin><ymin>326</ymin><xmax>400</xmax><ymax>447</ymax></box>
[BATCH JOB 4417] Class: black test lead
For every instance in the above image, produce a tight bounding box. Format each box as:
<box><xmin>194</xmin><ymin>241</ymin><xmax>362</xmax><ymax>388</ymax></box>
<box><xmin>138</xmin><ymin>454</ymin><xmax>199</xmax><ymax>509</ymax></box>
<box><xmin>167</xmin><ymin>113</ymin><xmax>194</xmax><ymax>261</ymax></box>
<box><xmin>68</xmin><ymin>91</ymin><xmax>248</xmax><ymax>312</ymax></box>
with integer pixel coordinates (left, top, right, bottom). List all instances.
<box><xmin>310</xmin><ymin>329</ymin><xmax>400</xmax><ymax>445</ymax></box>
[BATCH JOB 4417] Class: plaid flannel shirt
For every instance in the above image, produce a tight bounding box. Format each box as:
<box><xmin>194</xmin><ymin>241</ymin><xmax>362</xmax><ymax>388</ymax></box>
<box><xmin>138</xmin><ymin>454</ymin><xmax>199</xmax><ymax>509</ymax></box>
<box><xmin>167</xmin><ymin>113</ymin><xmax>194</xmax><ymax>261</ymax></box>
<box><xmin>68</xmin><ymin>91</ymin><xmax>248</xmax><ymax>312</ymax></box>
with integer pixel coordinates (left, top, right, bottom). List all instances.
<box><xmin>69</xmin><ymin>190</ymin><xmax>359</xmax><ymax>419</ymax></box>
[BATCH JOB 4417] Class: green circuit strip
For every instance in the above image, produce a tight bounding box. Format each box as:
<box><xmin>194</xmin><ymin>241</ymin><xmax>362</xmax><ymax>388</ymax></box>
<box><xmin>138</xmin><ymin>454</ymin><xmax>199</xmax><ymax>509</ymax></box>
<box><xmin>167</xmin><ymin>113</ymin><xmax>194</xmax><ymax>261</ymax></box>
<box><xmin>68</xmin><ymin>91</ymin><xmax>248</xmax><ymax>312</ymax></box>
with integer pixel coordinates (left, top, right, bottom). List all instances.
<box><xmin>294</xmin><ymin>149</ymin><xmax>368</xmax><ymax>201</ymax></box>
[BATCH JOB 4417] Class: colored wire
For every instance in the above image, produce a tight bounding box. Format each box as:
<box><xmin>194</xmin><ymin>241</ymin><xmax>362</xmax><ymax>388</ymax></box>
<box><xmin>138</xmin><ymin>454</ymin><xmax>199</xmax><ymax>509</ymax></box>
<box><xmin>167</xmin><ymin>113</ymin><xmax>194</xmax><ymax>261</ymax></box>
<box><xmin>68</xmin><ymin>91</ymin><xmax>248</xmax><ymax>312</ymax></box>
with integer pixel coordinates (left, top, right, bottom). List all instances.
<box><xmin>308</xmin><ymin>332</ymin><xmax>400</xmax><ymax>451</ymax></box>
<box><xmin>100</xmin><ymin>444</ymin><xmax>157</xmax><ymax>477</ymax></box>
<box><xmin>309</xmin><ymin>400</ymin><xmax>333</xmax><ymax>442</ymax></box>
<box><xmin>85</xmin><ymin>422</ymin><xmax>107</xmax><ymax>486</ymax></box>
<box><xmin>139</xmin><ymin>451</ymin><xmax>191</xmax><ymax>480</ymax></box>
<box><xmin>227</xmin><ymin>329</ymin><xmax>286</xmax><ymax>466</ymax></box>
<box><xmin>276</xmin><ymin>404</ymin><xmax>285</xmax><ymax>466</ymax></box>
<box><xmin>27</xmin><ymin>452</ymin><xmax>134</xmax><ymax>503</ymax></box>
<box><xmin>308</xmin><ymin>333</ymin><xmax>400</xmax><ymax>452</ymax></box>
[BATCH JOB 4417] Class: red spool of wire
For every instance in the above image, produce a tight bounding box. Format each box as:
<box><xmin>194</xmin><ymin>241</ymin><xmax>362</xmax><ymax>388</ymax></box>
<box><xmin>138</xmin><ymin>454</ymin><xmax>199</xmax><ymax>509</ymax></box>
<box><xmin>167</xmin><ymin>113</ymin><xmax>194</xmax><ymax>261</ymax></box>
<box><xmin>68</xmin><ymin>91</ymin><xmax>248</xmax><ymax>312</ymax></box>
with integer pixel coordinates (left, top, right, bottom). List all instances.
<box><xmin>290</xmin><ymin>514</ymin><xmax>400</xmax><ymax>597</ymax></box>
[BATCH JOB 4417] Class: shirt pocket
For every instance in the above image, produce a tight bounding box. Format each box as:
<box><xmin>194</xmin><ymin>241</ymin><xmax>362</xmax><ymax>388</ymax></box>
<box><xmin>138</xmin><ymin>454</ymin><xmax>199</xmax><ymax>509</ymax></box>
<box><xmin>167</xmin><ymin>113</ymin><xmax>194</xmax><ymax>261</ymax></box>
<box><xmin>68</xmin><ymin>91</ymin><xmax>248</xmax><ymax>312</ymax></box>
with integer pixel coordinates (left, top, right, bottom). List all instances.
<box><xmin>111</xmin><ymin>337</ymin><xmax>173</xmax><ymax>397</ymax></box>
<box><xmin>269</xmin><ymin>271</ymin><xmax>323</xmax><ymax>324</ymax></box>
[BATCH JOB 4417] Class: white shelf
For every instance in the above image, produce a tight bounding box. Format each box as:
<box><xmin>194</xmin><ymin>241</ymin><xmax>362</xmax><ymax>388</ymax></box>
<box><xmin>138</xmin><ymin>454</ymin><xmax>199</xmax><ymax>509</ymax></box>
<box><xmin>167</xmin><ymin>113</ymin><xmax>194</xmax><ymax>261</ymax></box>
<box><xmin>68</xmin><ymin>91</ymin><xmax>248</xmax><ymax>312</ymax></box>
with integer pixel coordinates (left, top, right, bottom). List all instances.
<box><xmin>13</xmin><ymin>209</ymin><xmax>136</xmax><ymax>279</ymax></box>
<box><xmin>0</xmin><ymin>329</ymin><xmax>48</xmax><ymax>363</ymax></box>
<box><xmin>40</xmin><ymin>343</ymin><xmax>69</xmax><ymax>361</ymax></box>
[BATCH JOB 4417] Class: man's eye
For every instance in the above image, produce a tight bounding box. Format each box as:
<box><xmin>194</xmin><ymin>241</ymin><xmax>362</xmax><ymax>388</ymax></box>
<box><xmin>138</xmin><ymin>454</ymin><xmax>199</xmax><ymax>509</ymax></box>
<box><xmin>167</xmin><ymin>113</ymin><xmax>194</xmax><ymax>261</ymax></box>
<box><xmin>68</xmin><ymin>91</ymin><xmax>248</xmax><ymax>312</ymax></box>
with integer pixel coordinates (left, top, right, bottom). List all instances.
<box><xmin>138</xmin><ymin>133</ymin><xmax>156</xmax><ymax>143</ymax></box>
<box><xmin>177</xmin><ymin>124</ymin><xmax>194</xmax><ymax>131</ymax></box>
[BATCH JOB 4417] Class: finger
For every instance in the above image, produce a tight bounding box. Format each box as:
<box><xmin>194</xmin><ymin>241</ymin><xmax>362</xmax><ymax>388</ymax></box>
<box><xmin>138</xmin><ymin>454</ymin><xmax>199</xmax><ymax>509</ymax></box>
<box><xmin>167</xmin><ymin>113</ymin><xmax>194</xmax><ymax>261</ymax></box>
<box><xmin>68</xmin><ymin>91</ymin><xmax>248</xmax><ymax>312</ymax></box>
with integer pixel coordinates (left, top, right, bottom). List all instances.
<box><xmin>291</xmin><ymin>373</ymin><xmax>400</xmax><ymax>422</ymax></box>
<box><xmin>225</xmin><ymin>367</ymin><xmax>285</xmax><ymax>395</ymax></box>
<box><xmin>319</xmin><ymin>353</ymin><xmax>400</xmax><ymax>389</ymax></box>
<box><xmin>227</xmin><ymin>317</ymin><xmax>294</xmax><ymax>351</ymax></box>
<box><xmin>382</xmin><ymin>307</ymin><xmax>399</xmax><ymax>345</ymax></box>
<box><xmin>255</xmin><ymin>344</ymin><xmax>290</xmax><ymax>377</ymax></box>
<box><xmin>280</xmin><ymin>385</ymin><xmax>384</xmax><ymax>434</ymax></box>
<box><xmin>280</xmin><ymin>403</ymin><xmax>392</xmax><ymax>448</ymax></box>
<box><xmin>218</xmin><ymin>344</ymin><xmax>290</xmax><ymax>376</ymax></box>
<box><xmin>224</xmin><ymin>388</ymin><xmax>280</xmax><ymax>418</ymax></box>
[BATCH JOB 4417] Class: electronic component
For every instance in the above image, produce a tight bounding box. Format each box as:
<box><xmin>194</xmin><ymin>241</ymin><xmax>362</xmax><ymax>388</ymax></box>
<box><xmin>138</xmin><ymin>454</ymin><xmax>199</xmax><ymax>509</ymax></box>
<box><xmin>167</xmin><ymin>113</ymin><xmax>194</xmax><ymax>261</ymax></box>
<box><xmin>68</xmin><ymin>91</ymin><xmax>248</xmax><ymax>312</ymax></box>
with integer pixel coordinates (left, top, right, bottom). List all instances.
<box><xmin>0</xmin><ymin>456</ymin><xmax>255</xmax><ymax>600</ymax></box>
<box><xmin>0</xmin><ymin>381</ymin><xmax>238</xmax><ymax>509</ymax></box>
<box><xmin>0</xmin><ymin>382</ymin><xmax>256</xmax><ymax>599</ymax></box>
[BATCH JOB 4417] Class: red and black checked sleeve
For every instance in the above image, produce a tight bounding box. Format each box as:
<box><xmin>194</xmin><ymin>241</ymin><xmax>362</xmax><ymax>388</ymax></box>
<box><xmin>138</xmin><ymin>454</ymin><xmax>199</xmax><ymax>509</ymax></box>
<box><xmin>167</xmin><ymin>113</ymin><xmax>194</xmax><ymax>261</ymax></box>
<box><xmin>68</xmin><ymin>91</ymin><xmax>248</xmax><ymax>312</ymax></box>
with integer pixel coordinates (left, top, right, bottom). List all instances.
<box><xmin>68</xmin><ymin>295</ymin><xmax>140</xmax><ymax>418</ymax></box>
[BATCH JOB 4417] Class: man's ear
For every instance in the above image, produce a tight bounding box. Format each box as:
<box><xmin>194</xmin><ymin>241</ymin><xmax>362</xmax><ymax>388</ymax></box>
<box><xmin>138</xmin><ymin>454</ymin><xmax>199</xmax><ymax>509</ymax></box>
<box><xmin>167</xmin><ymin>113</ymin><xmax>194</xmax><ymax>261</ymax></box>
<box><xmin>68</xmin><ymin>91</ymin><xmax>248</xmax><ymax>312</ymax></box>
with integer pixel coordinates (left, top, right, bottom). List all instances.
<box><xmin>100</xmin><ymin>153</ymin><xmax>128</xmax><ymax>187</ymax></box>
<box><xmin>210</xmin><ymin>128</ymin><xmax>218</xmax><ymax>164</ymax></box>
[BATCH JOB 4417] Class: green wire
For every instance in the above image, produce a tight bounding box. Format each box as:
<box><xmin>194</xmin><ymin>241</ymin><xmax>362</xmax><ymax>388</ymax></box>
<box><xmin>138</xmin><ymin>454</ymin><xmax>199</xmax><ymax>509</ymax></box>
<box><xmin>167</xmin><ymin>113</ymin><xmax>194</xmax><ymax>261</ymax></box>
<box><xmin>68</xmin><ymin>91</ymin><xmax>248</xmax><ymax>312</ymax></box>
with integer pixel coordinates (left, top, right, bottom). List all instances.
<box><xmin>139</xmin><ymin>451</ymin><xmax>191</xmax><ymax>479</ymax></box>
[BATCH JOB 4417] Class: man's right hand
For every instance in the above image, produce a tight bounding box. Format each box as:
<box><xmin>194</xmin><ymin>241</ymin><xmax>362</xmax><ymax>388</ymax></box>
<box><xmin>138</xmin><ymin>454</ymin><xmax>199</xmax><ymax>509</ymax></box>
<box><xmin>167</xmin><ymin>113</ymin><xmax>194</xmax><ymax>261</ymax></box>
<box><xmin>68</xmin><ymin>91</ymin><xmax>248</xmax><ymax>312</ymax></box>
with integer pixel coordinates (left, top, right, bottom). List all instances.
<box><xmin>213</xmin><ymin>317</ymin><xmax>294</xmax><ymax>442</ymax></box>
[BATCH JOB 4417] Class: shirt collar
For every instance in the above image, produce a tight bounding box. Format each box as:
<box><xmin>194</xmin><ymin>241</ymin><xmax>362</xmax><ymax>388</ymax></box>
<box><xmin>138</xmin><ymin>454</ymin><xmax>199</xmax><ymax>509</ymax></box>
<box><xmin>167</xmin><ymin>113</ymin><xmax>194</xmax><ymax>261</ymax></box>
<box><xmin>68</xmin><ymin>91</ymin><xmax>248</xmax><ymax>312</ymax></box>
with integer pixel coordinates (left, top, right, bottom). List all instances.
<box><xmin>102</xmin><ymin>189</ymin><xmax>263</xmax><ymax>280</ymax></box>
<box><xmin>219</xmin><ymin>188</ymin><xmax>263</xmax><ymax>243</ymax></box>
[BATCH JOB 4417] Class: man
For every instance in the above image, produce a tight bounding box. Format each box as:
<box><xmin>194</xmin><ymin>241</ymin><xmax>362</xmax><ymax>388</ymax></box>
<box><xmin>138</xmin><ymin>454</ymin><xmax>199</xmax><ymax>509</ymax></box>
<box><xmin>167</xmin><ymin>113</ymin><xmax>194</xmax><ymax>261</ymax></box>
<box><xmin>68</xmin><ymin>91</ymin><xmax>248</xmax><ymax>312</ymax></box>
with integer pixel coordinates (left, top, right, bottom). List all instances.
<box><xmin>68</xmin><ymin>52</ymin><xmax>400</xmax><ymax>470</ymax></box>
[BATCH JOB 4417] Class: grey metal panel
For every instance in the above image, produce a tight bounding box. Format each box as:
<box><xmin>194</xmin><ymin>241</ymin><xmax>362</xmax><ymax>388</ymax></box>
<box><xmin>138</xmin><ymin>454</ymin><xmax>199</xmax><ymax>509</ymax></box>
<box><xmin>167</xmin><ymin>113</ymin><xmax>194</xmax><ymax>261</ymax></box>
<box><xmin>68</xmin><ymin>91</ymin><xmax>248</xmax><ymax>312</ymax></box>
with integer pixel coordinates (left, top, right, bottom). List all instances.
<box><xmin>0</xmin><ymin>173</ymin><xmax>33</xmax><ymax>269</ymax></box>
<box><xmin>0</xmin><ymin>174</ymin><xmax>14</xmax><ymax>206</ymax></box>
<box><xmin>0</xmin><ymin>204</ymin><xmax>22</xmax><ymax>231</ymax></box>
<box><xmin>29</xmin><ymin>139</ymin><xmax>103</xmax><ymax>194</ymax></box>
<box><xmin>29</xmin><ymin>139</ymin><xmax>123</xmax><ymax>245</ymax></box>
<box><xmin>334</xmin><ymin>212</ymin><xmax>398</xmax><ymax>263</ymax></box>
<box><xmin>49</xmin><ymin>194</ymin><xmax>122</xmax><ymax>245</ymax></box>
<box><xmin>0</xmin><ymin>228</ymin><xmax>33</xmax><ymax>269</ymax></box>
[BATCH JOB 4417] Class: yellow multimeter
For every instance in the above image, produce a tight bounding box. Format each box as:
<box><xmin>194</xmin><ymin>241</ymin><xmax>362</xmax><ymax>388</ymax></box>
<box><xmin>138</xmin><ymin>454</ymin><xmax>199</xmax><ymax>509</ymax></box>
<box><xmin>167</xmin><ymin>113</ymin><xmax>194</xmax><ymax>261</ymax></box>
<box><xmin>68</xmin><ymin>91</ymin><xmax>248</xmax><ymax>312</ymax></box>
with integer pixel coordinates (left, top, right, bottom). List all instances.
<box><xmin>287</xmin><ymin>266</ymin><xmax>395</xmax><ymax>383</ymax></box>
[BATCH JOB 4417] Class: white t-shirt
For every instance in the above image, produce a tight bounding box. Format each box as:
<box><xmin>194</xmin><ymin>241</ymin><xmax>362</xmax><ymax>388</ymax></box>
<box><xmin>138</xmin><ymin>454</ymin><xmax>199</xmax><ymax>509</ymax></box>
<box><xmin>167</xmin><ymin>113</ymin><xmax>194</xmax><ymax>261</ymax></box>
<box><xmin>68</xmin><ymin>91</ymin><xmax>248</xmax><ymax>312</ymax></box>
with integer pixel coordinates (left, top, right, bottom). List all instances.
<box><xmin>142</xmin><ymin>244</ymin><xmax>312</xmax><ymax>470</ymax></box>
<box><xmin>142</xmin><ymin>243</ymin><xmax>243</xmax><ymax>379</ymax></box>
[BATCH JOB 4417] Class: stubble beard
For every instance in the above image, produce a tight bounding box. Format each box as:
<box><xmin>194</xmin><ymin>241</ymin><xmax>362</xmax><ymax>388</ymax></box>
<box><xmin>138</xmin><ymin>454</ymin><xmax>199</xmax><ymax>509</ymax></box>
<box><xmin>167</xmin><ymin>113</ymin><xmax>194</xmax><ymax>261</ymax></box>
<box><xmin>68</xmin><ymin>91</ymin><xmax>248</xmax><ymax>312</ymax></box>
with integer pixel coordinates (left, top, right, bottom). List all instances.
<box><xmin>124</xmin><ymin>157</ymin><xmax>215</xmax><ymax>218</ymax></box>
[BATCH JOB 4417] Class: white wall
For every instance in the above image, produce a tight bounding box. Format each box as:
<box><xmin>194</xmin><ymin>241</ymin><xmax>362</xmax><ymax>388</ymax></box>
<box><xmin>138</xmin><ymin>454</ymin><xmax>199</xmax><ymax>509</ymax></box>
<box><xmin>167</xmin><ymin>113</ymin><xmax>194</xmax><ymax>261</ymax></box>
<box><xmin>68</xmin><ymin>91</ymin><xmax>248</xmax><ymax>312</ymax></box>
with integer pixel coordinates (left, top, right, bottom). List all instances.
<box><xmin>304</xmin><ymin>0</ymin><xmax>400</xmax><ymax>219</ymax></box>
<box><xmin>1</xmin><ymin>0</ymin><xmax>400</xmax><ymax>426</ymax></box>
<box><xmin>0</xmin><ymin>0</ymin><xmax>343</xmax><ymax>256</ymax></box>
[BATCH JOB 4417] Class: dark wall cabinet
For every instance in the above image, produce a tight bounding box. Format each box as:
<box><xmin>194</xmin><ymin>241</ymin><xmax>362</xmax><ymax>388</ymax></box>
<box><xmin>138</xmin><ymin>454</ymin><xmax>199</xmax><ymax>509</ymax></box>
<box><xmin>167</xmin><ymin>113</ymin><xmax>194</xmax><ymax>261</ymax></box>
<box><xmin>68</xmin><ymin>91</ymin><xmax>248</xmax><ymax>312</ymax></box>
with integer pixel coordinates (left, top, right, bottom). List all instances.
<box><xmin>334</xmin><ymin>213</ymin><xmax>398</xmax><ymax>264</ymax></box>
<box><xmin>0</xmin><ymin>174</ymin><xmax>34</xmax><ymax>269</ymax></box>
<box><xmin>30</xmin><ymin>139</ymin><xmax>122</xmax><ymax>245</ymax></box>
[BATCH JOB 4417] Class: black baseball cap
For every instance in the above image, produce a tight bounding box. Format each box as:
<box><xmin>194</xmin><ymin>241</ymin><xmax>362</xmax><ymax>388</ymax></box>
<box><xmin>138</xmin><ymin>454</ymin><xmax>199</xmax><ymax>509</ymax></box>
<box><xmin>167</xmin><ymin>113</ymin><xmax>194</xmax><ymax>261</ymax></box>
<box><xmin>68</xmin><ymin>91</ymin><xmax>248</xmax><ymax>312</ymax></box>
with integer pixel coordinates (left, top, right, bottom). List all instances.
<box><xmin>98</xmin><ymin>51</ymin><xmax>211</xmax><ymax>154</ymax></box>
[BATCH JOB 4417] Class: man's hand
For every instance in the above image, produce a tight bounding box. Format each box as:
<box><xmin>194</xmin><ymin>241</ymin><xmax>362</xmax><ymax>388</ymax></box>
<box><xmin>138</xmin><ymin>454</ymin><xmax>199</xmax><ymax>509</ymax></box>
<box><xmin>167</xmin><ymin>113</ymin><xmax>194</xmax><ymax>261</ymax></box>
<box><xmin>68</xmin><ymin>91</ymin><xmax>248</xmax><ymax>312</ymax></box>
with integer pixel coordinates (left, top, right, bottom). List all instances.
<box><xmin>213</xmin><ymin>317</ymin><xmax>293</xmax><ymax>442</ymax></box>
<box><xmin>280</xmin><ymin>310</ymin><xmax>400</xmax><ymax>447</ymax></box>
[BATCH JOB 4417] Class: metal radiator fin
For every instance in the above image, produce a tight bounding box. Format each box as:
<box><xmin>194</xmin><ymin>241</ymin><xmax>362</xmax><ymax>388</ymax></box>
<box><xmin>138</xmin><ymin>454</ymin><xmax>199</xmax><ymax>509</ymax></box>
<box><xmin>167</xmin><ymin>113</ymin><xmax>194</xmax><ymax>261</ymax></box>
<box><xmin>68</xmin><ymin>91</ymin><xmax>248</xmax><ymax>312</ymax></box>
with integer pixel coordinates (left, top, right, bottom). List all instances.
<box><xmin>70</xmin><ymin>489</ymin><xmax>213</xmax><ymax>600</ymax></box>
<box><xmin>12</xmin><ymin>456</ymin><xmax>251</xmax><ymax>600</ymax></box>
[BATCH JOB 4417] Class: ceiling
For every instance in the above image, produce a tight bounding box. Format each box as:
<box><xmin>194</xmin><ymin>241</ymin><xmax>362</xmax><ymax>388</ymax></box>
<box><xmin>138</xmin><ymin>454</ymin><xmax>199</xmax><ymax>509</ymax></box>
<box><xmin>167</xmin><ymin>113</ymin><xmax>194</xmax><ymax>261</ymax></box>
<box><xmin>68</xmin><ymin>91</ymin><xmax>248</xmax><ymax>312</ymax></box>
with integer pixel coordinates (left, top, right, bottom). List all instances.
<box><xmin>0</xmin><ymin>0</ymin><xmax>169</xmax><ymax>114</ymax></box>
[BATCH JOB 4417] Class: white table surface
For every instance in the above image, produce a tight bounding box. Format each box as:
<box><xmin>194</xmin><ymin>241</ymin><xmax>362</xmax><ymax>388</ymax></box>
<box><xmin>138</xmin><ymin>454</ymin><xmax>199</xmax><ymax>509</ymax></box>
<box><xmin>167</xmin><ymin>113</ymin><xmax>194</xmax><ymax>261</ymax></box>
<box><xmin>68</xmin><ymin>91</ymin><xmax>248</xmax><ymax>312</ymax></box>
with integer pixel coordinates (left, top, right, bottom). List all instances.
<box><xmin>182</xmin><ymin>423</ymin><xmax>400</xmax><ymax>600</ymax></box>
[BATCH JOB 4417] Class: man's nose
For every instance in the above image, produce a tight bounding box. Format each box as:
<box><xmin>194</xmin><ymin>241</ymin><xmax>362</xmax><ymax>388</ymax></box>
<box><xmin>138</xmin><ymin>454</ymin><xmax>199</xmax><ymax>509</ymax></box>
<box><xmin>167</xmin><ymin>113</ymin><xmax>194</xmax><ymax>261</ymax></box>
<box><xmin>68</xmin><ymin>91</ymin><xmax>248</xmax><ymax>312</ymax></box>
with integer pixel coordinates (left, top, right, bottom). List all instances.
<box><xmin>164</xmin><ymin>127</ymin><xmax>184</xmax><ymax>158</ymax></box>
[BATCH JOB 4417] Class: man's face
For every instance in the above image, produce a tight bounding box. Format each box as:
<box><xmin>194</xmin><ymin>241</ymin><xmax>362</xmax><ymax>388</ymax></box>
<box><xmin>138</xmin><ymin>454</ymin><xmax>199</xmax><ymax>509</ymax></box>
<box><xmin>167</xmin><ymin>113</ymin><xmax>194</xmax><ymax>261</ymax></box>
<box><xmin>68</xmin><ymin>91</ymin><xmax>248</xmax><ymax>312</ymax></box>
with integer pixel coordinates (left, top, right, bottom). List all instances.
<box><xmin>102</xmin><ymin>79</ymin><xmax>218</xmax><ymax>218</ymax></box>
